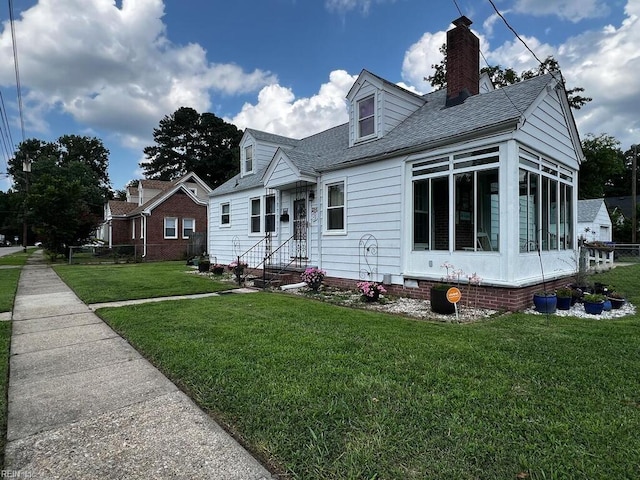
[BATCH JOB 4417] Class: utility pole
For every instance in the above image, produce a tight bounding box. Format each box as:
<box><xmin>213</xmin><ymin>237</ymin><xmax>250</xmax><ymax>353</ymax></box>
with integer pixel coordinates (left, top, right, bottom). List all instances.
<box><xmin>632</xmin><ymin>145</ymin><xmax>638</xmax><ymax>244</ymax></box>
<box><xmin>22</xmin><ymin>155</ymin><xmax>31</xmax><ymax>253</ymax></box>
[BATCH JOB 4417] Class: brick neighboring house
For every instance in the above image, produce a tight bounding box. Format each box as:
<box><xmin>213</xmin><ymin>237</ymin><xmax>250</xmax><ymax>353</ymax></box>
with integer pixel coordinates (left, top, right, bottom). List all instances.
<box><xmin>100</xmin><ymin>173</ymin><xmax>212</xmax><ymax>261</ymax></box>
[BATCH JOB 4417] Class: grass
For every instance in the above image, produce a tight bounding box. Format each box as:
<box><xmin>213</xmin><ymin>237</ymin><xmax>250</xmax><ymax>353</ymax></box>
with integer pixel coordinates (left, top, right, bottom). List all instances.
<box><xmin>53</xmin><ymin>261</ymin><xmax>237</xmax><ymax>304</ymax></box>
<box><xmin>0</xmin><ymin>249</ymin><xmax>32</xmax><ymax>313</ymax></box>
<box><xmin>94</xmin><ymin>264</ymin><xmax>640</xmax><ymax>480</ymax></box>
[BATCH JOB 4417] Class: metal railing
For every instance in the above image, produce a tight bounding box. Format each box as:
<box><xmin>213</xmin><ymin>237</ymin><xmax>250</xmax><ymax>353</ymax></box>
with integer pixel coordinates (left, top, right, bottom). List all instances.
<box><xmin>236</xmin><ymin>233</ymin><xmax>308</xmax><ymax>287</ymax></box>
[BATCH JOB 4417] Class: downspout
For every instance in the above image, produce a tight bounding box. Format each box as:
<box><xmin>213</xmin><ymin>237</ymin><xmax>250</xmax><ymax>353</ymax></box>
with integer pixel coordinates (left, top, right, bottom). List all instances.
<box><xmin>142</xmin><ymin>213</ymin><xmax>148</xmax><ymax>258</ymax></box>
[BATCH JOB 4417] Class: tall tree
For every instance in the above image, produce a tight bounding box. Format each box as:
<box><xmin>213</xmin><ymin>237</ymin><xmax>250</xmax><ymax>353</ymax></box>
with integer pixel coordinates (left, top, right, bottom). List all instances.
<box><xmin>8</xmin><ymin>136</ymin><xmax>110</xmax><ymax>253</ymax></box>
<box><xmin>579</xmin><ymin>134</ymin><xmax>625</xmax><ymax>199</ymax></box>
<box><xmin>427</xmin><ymin>46</ymin><xmax>591</xmax><ymax>109</ymax></box>
<box><xmin>141</xmin><ymin>107</ymin><xmax>243</xmax><ymax>189</ymax></box>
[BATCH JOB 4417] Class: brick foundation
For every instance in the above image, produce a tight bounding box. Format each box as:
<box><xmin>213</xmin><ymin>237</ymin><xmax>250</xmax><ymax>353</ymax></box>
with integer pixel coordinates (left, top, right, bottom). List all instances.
<box><xmin>320</xmin><ymin>276</ymin><xmax>573</xmax><ymax>312</ymax></box>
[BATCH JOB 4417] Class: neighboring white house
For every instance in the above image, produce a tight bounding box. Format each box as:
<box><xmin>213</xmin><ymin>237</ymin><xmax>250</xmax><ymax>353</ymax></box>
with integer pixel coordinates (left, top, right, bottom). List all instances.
<box><xmin>577</xmin><ymin>198</ymin><xmax>612</xmax><ymax>243</ymax></box>
<box><xmin>208</xmin><ymin>16</ymin><xmax>583</xmax><ymax>310</ymax></box>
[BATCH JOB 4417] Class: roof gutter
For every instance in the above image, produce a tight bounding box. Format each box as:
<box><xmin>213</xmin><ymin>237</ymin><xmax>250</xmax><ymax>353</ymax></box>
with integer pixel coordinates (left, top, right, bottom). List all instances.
<box><xmin>318</xmin><ymin>118</ymin><xmax>519</xmax><ymax>173</ymax></box>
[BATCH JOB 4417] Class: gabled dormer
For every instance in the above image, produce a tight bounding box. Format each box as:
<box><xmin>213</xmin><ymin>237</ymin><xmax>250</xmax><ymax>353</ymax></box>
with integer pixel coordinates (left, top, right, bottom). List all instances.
<box><xmin>239</xmin><ymin>129</ymin><xmax>299</xmax><ymax>178</ymax></box>
<box><xmin>346</xmin><ymin>70</ymin><xmax>425</xmax><ymax>147</ymax></box>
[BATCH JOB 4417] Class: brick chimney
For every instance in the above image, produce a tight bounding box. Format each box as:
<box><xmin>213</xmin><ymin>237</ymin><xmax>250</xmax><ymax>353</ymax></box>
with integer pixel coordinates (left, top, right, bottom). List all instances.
<box><xmin>446</xmin><ymin>16</ymin><xmax>479</xmax><ymax>107</ymax></box>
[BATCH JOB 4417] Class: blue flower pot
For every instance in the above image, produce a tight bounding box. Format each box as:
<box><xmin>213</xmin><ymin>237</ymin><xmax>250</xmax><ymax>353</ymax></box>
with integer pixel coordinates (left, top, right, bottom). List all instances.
<box><xmin>556</xmin><ymin>296</ymin><xmax>572</xmax><ymax>310</ymax></box>
<box><xmin>603</xmin><ymin>299</ymin><xmax>612</xmax><ymax>311</ymax></box>
<box><xmin>583</xmin><ymin>300</ymin><xmax>604</xmax><ymax>315</ymax></box>
<box><xmin>533</xmin><ymin>293</ymin><xmax>557</xmax><ymax>313</ymax></box>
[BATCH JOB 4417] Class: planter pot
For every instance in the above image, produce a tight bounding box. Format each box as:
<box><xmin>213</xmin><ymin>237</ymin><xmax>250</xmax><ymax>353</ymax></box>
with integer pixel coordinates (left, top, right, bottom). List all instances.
<box><xmin>363</xmin><ymin>291</ymin><xmax>380</xmax><ymax>303</ymax></box>
<box><xmin>533</xmin><ymin>293</ymin><xmax>557</xmax><ymax>314</ymax></box>
<box><xmin>609</xmin><ymin>297</ymin><xmax>625</xmax><ymax>309</ymax></box>
<box><xmin>556</xmin><ymin>296</ymin><xmax>572</xmax><ymax>310</ymax></box>
<box><xmin>430</xmin><ymin>287</ymin><xmax>455</xmax><ymax>314</ymax></box>
<box><xmin>212</xmin><ymin>266</ymin><xmax>225</xmax><ymax>275</ymax></box>
<box><xmin>198</xmin><ymin>261</ymin><xmax>210</xmax><ymax>273</ymax></box>
<box><xmin>308</xmin><ymin>280</ymin><xmax>322</xmax><ymax>292</ymax></box>
<box><xmin>583</xmin><ymin>300</ymin><xmax>604</xmax><ymax>315</ymax></box>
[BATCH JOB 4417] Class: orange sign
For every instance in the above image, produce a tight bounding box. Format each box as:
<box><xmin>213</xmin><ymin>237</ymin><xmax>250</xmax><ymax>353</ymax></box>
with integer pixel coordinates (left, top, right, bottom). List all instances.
<box><xmin>446</xmin><ymin>287</ymin><xmax>462</xmax><ymax>304</ymax></box>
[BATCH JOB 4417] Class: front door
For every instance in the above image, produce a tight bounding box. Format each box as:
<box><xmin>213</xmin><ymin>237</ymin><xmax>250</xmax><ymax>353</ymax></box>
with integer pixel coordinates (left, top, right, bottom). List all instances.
<box><xmin>293</xmin><ymin>198</ymin><xmax>308</xmax><ymax>259</ymax></box>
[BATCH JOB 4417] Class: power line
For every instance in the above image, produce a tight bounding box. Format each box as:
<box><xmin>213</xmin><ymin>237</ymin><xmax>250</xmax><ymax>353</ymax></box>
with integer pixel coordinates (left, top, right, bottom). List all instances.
<box><xmin>8</xmin><ymin>0</ymin><xmax>26</xmax><ymax>143</ymax></box>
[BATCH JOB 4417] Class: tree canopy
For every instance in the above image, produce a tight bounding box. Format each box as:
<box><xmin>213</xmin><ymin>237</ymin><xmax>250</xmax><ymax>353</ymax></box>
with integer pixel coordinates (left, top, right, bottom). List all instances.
<box><xmin>427</xmin><ymin>46</ymin><xmax>591</xmax><ymax>110</ymax></box>
<box><xmin>141</xmin><ymin>107</ymin><xmax>243</xmax><ymax>189</ymax></box>
<box><xmin>579</xmin><ymin>133</ymin><xmax>626</xmax><ymax>199</ymax></box>
<box><xmin>7</xmin><ymin>135</ymin><xmax>110</xmax><ymax>253</ymax></box>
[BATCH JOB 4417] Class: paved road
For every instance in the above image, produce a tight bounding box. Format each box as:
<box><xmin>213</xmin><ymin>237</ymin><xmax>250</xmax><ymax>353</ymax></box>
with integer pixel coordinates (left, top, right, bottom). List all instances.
<box><xmin>0</xmin><ymin>246</ymin><xmax>25</xmax><ymax>257</ymax></box>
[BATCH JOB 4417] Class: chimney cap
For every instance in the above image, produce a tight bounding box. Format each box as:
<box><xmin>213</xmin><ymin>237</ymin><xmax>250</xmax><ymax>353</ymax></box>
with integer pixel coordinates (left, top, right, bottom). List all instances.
<box><xmin>452</xmin><ymin>15</ymin><xmax>473</xmax><ymax>28</ymax></box>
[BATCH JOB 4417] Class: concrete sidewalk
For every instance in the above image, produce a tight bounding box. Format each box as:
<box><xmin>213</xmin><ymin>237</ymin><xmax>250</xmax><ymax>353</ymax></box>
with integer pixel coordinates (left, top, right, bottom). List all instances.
<box><xmin>5</xmin><ymin>250</ymin><xmax>274</xmax><ymax>479</ymax></box>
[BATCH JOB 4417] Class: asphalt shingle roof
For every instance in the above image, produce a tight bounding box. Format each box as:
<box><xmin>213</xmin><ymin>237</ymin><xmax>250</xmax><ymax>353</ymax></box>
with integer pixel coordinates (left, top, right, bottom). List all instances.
<box><xmin>213</xmin><ymin>73</ymin><xmax>554</xmax><ymax>196</ymax></box>
<box><xmin>577</xmin><ymin>198</ymin><xmax>605</xmax><ymax>223</ymax></box>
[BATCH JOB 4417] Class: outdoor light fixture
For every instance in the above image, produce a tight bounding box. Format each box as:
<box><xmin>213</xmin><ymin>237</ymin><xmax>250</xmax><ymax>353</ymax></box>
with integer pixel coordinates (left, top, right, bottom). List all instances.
<box><xmin>308</xmin><ymin>190</ymin><xmax>315</xmax><ymax>201</ymax></box>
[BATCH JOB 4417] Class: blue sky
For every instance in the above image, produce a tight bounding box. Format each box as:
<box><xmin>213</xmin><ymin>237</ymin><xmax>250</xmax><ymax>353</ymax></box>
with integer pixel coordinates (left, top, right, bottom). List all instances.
<box><xmin>0</xmin><ymin>0</ymin><xmax>638</xmax><ymax>191</ymax></box>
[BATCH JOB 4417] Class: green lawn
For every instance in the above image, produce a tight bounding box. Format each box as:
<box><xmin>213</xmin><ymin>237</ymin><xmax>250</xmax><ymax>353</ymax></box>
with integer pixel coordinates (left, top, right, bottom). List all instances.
<box><xmin>96</xmin><ymin>278</ymin><xmax>640</xmax><ymax>479</ymax></box>
<box><xmin>0</xmin><ymin>250</ymin><xmax>31</xmax><ymax>313</ymax></box>
<box><xmin>53</xmin><ymin>261</ymin><xmax>237</xmax><ymax>304</ymax></box>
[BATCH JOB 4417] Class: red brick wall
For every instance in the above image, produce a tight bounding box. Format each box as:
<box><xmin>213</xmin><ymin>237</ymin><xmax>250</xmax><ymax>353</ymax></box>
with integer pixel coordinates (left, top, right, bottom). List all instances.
<box><xmin>110</xmin><ymin>218</ymin><xmax>131</xmax><ymax>245</ymax></box>
<box><xmin>142</xmin><ymin>191</ymin><xmax>207</xmax><ymax>261</ymax></box>
<box><xmin>446</xmin><ymin>17</ymin><xmax>480</xmax><ymax>102</ymax></box>
<box><xmin>322</xmin><ymin>275</ymin><xmax>573</xmax><ymax>312</ymax></box>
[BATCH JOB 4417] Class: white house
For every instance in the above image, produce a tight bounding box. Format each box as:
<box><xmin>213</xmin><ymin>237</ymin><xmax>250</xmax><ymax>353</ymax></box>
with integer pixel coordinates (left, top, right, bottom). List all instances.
<box><xmin>208</xmin><ymin>16</ymin><xmax>583</xmax><ymax>310</ymax></box>
<box><xmin>577</xmin><ymin>198</ymin><xmax>612</xmax><ymax>243</ymax></box>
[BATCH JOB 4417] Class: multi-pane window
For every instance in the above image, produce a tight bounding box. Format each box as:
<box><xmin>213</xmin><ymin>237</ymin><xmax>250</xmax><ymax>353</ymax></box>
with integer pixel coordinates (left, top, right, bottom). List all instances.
<box><xmin>250</xmin><ymin>198</ymin><xmax>261</xmax><ymax>233</ymax></box>
<box><xmin>244</xmin><ymin>145</ymin><xmax>254</xmax><ymax>174</ymax></box>
<box><xmin>326</xmin><ymin>182</ymin><xmax>345</xmax><ymax>231</ymax></box>
<box><xmin>182</xmin><ymin>218</ymin><xmax>195</xmax><ymax>238</ymax></box>
<box><xmin>519</xmin><ymin>170</ymin><xmax>539</xmax><ymax>252</ymax></box>
<box><xmin>357</xmin><ymin>96</ymin><xmax>375</xmax><ymax>138</ymax></box>
<box><xmin>221</xmin><ymin>203</ymin><xmax>230</xmax><ymax>225</ymax></box>
<box><xmin>520</xmin><ymin>167</ymin><xmax>573</xmax><ymax>252</ymax></box>
<box><xmin>265</xmin><ymin>195</ymin><xmax>276</xmax><ymax>233</ymax></box>
<box><xmin>454</xmin><ymin>170</ymin><xmax>500</xmax><ymax>251</ymax></box>
<box><xmin>164</xmin><ymin>217</ymin><xmax>177</xmax><ymax>239</ymax></box>
<box><xmin>413</xmin><ymin>176</ymin><xmax>449</xmax><ymax>250</ymax></box>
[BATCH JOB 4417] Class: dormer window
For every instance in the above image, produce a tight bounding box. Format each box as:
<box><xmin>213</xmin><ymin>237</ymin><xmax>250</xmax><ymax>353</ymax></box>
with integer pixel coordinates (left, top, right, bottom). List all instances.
<box><xmin>244</xmin><ymin>145</ymin><xmax>254</xmax><ymax>174</ymax></box>
<box><xmin>357</xmin><ymin>95</ymin><xmax>375</xmax><ymax>139</ymax></box>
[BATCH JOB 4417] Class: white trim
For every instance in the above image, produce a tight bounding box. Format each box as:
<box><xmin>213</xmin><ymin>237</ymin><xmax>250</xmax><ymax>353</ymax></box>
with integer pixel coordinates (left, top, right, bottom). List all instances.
<box><xmin>220</xmin><ymin>202</ymin><xmax>231</xmax><ymax>227</ymax></box>
<box><xmin>182</xmin><ymin>218</ymin><xmax>195</xmax><ymax>239</ymax></box>
<box><xmin>324</xmin><ymin>179</ymin><xmax>347</xmax><ymax>235</ymax></box>
<box><xmin>164</xmin><ymin>217</ymin><xmax>178</xmax><ymax>239</ymax></box>
<box><xmin>249</xmin><ymin>197</ymin><xmax>261</xmax><ymax>236</ymax></box>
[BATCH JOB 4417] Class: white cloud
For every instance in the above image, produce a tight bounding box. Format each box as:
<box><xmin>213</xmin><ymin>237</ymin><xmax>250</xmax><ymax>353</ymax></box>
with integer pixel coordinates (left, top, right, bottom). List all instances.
<box><xmin>325</xmin><ymin>0</ymin><xmax>397</xmax><ymax>15</ymax></box>
<box><xmin>513</xmin><ymin>0</ymin><xmax>610</xmax><ymax>22</ymax></box>
<box><xmin>229</xmin><ymin>70</ymin><xmax>357</xmax><ymax>138</ymax></box>
<box><xmin>401</xmin><ymin>30</ymin><xmax>447</xmax><ymax>93</ymax></box>
<box><xmin>0</xmin><ymin>0</ymin><xmax>277</xmax><ymax>139</ymax></box>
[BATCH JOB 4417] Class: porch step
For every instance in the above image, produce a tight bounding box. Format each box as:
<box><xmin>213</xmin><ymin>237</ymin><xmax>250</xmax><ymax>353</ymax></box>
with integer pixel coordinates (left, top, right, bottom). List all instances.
<box><xmin>253</xmin><ymin>272</ymin><xmax>296</xmax><ymax>289</ymax></box>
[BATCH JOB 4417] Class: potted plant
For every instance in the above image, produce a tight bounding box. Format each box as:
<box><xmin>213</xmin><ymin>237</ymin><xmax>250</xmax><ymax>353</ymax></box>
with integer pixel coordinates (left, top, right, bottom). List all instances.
<box><xmin>555</xmin><ymin>287</ymin><xmax>573</xmax><ymax>310</ymax></box>
<box><xmin>583</xmin><ymin>293</ymin><xmax>606</xmax><ymax>315</ymax></box>
<box><xmin>301</xmin><ymin>267</ymin><xmax>326</xmax><ymax>292</ymax></box>
<box><xmin>607</xmin><ymin>291</ymin><xmax>625</xmax><ymax>310</ymax></box>
<box><xmin>357</xmin><ymin>281</ymin><xmax>387</xmax><ymax>302</ymax></box>
<box><xmin>211</xmin><ymin>263</ymin><xmax>225</xmax><ymax>275</ymax></box>
<box><xmin>197</xmin><ymin>254</ymin><xmax>210</xmax><ymax>272</ymax></box>
<box><xmin>533</xmin><ymin>291</ymin><xmax>557</xmax><ymax>313</ymax></box>
<box><xmin>430</xmin><ymin>284</ymin><xmax>456</xmax><ymax>314</ymax></box>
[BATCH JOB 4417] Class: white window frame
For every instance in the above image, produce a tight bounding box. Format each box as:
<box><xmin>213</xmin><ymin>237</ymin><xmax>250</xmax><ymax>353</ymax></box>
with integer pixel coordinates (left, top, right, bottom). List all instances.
<box><xmin>244</xmin><ymin>144</ymin><xmax>254</xmax><ymax>175</ymax></box>
<box><xmin>164</xmin><ymin>217</ymin><xmax>178</xmax><ymax>239</ymax></box>
<box><xmin>265</xmin><ymin>194</ymin><xmax>276</xmax><ymax>234</ymax></box>
<box><xmin>324</xmin><ymin>180</ymin><xmax>346</xmax><ymax>235</ymax></box>
<box><xmin>220</xmin><ymin>202</ymin><xmax>230</xmax><ymax>227</ymax></box>
<box><xmin>356</xmin><ymin>95</ymin><xmax>376</xmax><ymax>140</ymax></box>
<box><xmin>249</xmin><ymin>197</ymin><xmax>261</xmax><ymax>235</ymax></box>
<box><xmin>182</xmin><ymin>218</ymin><xmax>195</xmax><ymax>239</ymax></box>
